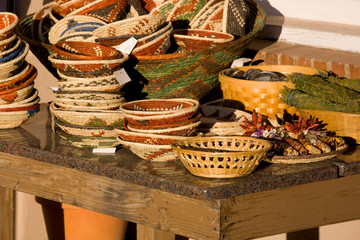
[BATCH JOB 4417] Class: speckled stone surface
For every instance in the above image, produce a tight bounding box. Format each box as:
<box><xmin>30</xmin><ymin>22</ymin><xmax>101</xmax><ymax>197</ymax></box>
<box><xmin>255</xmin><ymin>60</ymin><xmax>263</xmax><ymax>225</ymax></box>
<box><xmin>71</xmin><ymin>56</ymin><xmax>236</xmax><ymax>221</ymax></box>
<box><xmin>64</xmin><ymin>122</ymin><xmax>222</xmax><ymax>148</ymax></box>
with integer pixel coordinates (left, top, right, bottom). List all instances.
<box><xmin>0</xmin><ymin>104</ymin><xmax>358</xmax><ymax>200</ymax></box>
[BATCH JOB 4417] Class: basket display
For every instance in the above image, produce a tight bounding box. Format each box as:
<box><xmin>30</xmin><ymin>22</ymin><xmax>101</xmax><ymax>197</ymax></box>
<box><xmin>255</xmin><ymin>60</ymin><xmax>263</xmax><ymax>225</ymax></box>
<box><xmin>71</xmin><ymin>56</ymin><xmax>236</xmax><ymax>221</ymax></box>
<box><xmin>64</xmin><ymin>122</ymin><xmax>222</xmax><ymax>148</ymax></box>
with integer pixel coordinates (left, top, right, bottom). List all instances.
<box><xmin>299</xmin><ymin>109</ymin><xmax>360</xmax><ymax>144</ymax></box>
<box><xmin>171</xmin><ymin>136</ymin><xmax>272</xmax><ymax>178</ymax></box>
<box><xmin>219</xmin><ymin>65</ymin><xmax>324</xmax><ymax>118</ymax></box>
<box><xmin>16</xmin><ymin>0</ymin><xmax>266</xmax><ymax>100</ymax></box>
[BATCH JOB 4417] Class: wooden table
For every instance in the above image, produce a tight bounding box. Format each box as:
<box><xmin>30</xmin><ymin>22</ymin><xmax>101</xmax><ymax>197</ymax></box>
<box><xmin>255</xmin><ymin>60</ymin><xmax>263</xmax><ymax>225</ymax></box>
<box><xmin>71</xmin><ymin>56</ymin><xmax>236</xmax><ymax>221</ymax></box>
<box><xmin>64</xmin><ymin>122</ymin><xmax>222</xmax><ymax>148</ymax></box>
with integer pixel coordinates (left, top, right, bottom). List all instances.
<box><xmin>1</xmin><ymin>104</ymin><xmax>360</xmax><ymax>240</ymax></box>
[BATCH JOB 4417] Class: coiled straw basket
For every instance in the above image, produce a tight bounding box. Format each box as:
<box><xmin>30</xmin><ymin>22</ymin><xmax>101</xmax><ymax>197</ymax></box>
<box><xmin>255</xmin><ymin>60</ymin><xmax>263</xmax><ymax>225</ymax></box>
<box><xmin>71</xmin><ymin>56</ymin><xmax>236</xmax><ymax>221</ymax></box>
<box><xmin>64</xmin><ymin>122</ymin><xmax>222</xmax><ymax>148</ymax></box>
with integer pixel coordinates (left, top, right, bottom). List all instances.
<box><xmin>16</xmin><ymin>0</ymin><xmax>266</xmax><ymax>100</ymax></box>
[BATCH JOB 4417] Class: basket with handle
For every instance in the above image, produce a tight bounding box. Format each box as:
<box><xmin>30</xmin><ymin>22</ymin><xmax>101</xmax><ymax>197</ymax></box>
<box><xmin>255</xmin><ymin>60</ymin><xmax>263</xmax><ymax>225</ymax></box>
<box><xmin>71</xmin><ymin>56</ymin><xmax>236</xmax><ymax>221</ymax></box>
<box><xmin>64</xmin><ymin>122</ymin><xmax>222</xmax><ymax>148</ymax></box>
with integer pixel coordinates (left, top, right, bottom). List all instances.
<box><xmin>16</xmin><ymin>0</ymin><xmax>266</xmax><ymax>100</ymax></box>
<box><xmin>219</xmin><ymin>65</ymin><xmax>325</xmax><ymax>118</ymax></box>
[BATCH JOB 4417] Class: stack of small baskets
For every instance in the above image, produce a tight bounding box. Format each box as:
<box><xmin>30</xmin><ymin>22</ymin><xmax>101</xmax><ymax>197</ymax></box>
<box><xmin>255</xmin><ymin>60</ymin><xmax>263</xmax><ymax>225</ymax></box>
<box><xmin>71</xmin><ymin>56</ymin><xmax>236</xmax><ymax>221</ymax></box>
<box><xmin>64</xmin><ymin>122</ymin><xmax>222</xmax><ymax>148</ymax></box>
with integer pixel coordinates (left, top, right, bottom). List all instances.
<box><xmin>16</xmin><ymin>0</ymin><xmax>266</xmax><ymax>100</ymax></box>
<box><xmin>115</xmin><ymin>98</ymin><xmax>201</xmax><ymax>161</ymax></box>
<box><xmin>0</xmin><ymin>12</ymin><xmax>40</xmax><ymax>129</ymax></box>
<box><xmin>48</xmin><ymin>40</ymin><xmax>129</xmax><ymax>148</ymax></box>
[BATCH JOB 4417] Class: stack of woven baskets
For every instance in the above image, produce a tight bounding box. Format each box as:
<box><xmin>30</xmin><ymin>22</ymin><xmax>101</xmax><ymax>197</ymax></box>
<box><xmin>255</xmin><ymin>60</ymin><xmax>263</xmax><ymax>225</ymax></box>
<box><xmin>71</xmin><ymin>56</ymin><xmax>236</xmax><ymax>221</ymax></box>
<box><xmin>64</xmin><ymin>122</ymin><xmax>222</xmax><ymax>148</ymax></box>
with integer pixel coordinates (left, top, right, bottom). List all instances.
<box><xmin>48</xmin><ymin>40</ymin><xmax>129</xmax><ymax>148</ymax></box>
<box><xmin>0</xmin><ymin>12</ymin><xmax>40</xmax><ymax>129</ymax></box>
<box><xmin>16</xmin><ymin>0</ymin><xmax>266</xmax><ymax>100</ymax></box>
<box><xmin>115</xmin><ymin>98</ymin><xmax>201</xmax><ymax>161</ymax></box>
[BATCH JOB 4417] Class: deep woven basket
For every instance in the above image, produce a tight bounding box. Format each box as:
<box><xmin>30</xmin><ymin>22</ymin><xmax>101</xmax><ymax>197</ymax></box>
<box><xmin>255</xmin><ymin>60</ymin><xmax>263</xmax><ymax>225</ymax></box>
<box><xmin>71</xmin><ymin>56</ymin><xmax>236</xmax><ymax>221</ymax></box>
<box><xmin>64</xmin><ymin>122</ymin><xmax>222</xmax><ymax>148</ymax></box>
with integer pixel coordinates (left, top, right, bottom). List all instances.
<box><xmin>171</xmin><ymin>136</ymin><xmax>272</xmax><ymax>178</ymax></box>
<box><xmin>16</xmin><ymin>0</ymin><xmax>266</xmax><ymax>100</ymax></box>
<box><xmin>219</xmin><ymin>65</ymin><xmax>324</xmax><ymax>118</ymax></box>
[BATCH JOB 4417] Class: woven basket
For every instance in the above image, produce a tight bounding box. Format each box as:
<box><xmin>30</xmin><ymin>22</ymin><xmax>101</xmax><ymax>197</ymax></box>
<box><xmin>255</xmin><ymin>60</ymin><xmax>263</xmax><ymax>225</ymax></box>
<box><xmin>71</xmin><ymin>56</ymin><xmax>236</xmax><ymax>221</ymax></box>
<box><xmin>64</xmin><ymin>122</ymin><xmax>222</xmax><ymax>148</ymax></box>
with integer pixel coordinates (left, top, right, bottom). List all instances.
<box><xmin>219</xmin><ymin>65</ymin><xmax>324</xmax><ymax>118</ymax></box>
<box><xmin>166</xmin><ymin>0</ymin><xmax>207</xmax><ymax>24</ymax></box>
<box><xmin>0</xmin><ymin>64</ymin><xmax>36</xmax><ymax>95</ymax></box>
<box><xmin>53</xmin><ymin>0</ymin><xmax>98</xmax><ymax>17</ymax></box>
<box><xmin>56</xmin><ymin>129</ymin><xmax>119</xmax><ymax>148</ymax></box>
<box><xmin>92</xmin><ymin>14</ymin><xmax>166</xmax><ymax>38</ymax></box>
<box><xmin>223</xmin><ymin>0</ymin><xmax>250</xmax><ymax>37</ymax></box>
<box><xmin>48</xmin><ymin>52</ymin><xmax>129</xmax><ymax>77</ymax></box>
<box><xmin>48</xmin><ymin>15</ymin><xmax>106</xmax><ymax>44</ymax></box>
<box><xmin>55</xmin><ymin>118</ymin><xmax>117</xmax><ymax>137</ymax></box>
<box><xmin>32</xmin><ymin>2</ymin><xmax>58</xmax><ymax>42</ymax></box>
<box><xmin>0</xmin><ymin>34</ymin><xmax>17</xmax><ymax>52</ymax></box>
<box><xmin>299</xmin><ymin>109</ymin><xmax>360</xmax><ymax>144</ymax></box>
<box><xmin>0</xmin><ymin>84</ymin><xmax>35</xmax><ymax>105</ymax></box>
<box><xmin>117</xmin><ymin>137</ymin><xmax>177</xmax><ymax>161</ymax></box>
<box><xmin>0</xmin><ymin>63</ymin><xmax>35</xmax><ymax>92</ymax></box>
<box><xmin>190</xmin><ymin>1</ymin><xmax>223</xmax><ymax>29</ymax></box>
<box><xmin>16</xmin><ymin>0</ymin><xmax>266</xmax><ymax>100</ymax></box>
<box><xmin>171</xmin><ymin>136</ymin><xmax>272</xmax><ymax>178</ymax></box>
<box><xmin>66</xmin><ymin>0</ymin><xmax>128</xmax><ymax>23</ymax></box>
<box><xmin>115</xmin><ymin>128</ymin><xmax>189</xmax><ymax>145</ymax></box>
<box><xmin>0</xmin><ymin>41</ymin><xmax>29</xmax><ymax>79</ymax></box>
<box><xmin>53</xmin><ymin>41</ymin><xmax>120</xmax><ymax>60</ymax></box>
<box><xmin>172</xmin><ymin>29</ymin><xmax>234</xmax><ymax>52</ymax></box>
<box><xmin>0</xmin><ymin>12</ymin><xmax>18</xmax><ymax>41</ymax></box>
<box><xmin>0</xmin><ymin>107</ymin><xmax>39</xmax><ymax>129</ymax></box>
<box><xmin>49</xmin><ymin>101</ymin><xmax>124</xmax><ymax>127</ymax></box>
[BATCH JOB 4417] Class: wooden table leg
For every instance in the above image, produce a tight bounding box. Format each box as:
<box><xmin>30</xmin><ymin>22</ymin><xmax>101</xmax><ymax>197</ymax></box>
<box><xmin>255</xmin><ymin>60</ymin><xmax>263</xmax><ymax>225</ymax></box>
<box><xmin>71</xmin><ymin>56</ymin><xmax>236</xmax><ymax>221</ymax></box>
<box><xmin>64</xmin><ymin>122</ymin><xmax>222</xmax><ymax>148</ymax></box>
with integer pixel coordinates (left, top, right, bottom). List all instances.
<box><xmin>0</xmin><ymin>186</ymin><xmax>14</xmax><ymax>240</ymax></box>
<box><xmin>137</xmin><ymin>224</ymin><xmax>176</xmax><ymax>240</ymax></box>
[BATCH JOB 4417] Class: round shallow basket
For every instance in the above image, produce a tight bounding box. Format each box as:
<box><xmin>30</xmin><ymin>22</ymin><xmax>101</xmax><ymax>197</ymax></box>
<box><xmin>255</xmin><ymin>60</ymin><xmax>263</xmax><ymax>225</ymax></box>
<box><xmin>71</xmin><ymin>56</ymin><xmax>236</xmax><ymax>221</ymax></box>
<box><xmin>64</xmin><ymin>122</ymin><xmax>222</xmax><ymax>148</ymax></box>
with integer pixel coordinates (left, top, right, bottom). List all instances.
<box><xmin>0</xmin><ymin>12</ymin><xmax>18</xmax><ymax>41</ymax></box>
<box><xmin>117</xmin><ymin>137</ymin><xmax>177</xmax><ymax>162</ymax></box>
<box><xmin>54</xmin><ymin>89</ymin><xmax>124</xmax><ymax>100</ymax></box>
<box><xmin>17</xmin><ymin>0</ymin><xmax>266</xmax><ymax>100</ymax></box>
<box><xmin>48</xmin><ymin>15</ymin><xmax>106</xmax><ymax>44</ymax></box>
<box><xmin>298</xmin><ymin>109</ymin><xmax>360</xmax><ymax>144</ymax></box>
<box><xmin>171</xmin><ymin>136</ymin><xmax>272</xmax><ymax>178</ymax></box>
<box><xmin>131</xmin><ymin>21</ymin><xmax>173</xmax><ymax>56</ymax></box>
<box><xmin>0</xmin><ymin>89</ymin><xmax>39</xmax><ymax>106</ymax></box>
<box><xmin>0</xmin><ymin>63</ymin><xmax>33</xmax><ymax>91</ymax></box>
<box><xmin>57</xmin><ymin>75</ymin><xmax>123</xmax><ymax>92</ymax></box>
<box><xmin>219</xmin><ymin>65</ymin><xmax>325</xmax><ymax>118</ymax></box>
<box><xmin>66</xmin><ymin>0</ymin><xmax>128</xmax><ymax>23</ymax></box>
<box><xmin>48</xmin><ymin>52</ymin><xmax>129</xmax><ymax>77</ymax></box>
<box><xmin>54</xmin><ymin>96</ymin><xmax>124</xmax><ymax>110</ymax></box>
<box><xmin>92</xmin><ymin>14</ymin><xmax>166</xmax><ymax>39</ymax></box>
<box><xmin>0</xmin><ymin>84</ymin><xmax>35</xmax><ymax>105</ymax></box>
<box><xmin>115</xmin><ymin>128</ymin><xmax>190</xmax><ymax>145</ymax></box>
<box><xmin>0</xmin><ymin>34</ymin><xmax>17</xmax><ymax>52</ymax></box>
<box><xmin>55</xmin><ymin>118</ymin><xmax>117</xmax><ymax>137</ymax></box>
<box><xmin>0</xmin><ymin>37</ymin><xmax>22</xmax><ymax>61</ymax></box>
<box><xmin>0</xmin><ymin>41</ymin><xmax>29</xmax><ymax>79</ymax></box>
<box><xmin>173</xmin><ymin>29</ymin><xmax>234</xmax><ymax>52</ymax></box>
<box><xmin>121</xmin><ymin>99</ymin><xmax>199</xmax><ymax>127</ymax></box>
<box><xmin>56</xmin><ymin>129</ymin><xmax>119</xmax><ymax>149</ymax></box>
<box><xmin>126</xmin><ymin>112</ymin><xmax>201</xmax><ymax>130</ymax></box>
<box><xmin>120</xmin><ymin>98</ymin><xmax>199</xmax><ymax>116</ymax></box>
<box><xmin>49</xmin><ymin>101</ymin><xmax>124</xmax><ymax>127</ymax></box>
<box><xmin>0</xmin><ymin>107</ymin><xmax>39</xmax><ymax>129</ymax></box>
<box><xmin>126</xmin><ymin>120</ymin><xmax>201</xmax><ymax>136</ymax></box>
<box><xmin>53</xmin><ymin>41</ymin><xmax>120</xmax><ymax>60</ymax></box>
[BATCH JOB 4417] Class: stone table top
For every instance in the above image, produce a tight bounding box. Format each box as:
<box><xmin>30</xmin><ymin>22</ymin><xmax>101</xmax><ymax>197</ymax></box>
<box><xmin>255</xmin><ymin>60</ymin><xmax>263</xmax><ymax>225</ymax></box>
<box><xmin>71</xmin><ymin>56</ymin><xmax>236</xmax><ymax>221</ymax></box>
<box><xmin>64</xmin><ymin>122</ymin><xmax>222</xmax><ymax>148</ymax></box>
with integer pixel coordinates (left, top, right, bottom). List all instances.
<box><xmin>0</xmin><ymin>103</ymin><xmax>358</xmax><ymax>200</ymax></box>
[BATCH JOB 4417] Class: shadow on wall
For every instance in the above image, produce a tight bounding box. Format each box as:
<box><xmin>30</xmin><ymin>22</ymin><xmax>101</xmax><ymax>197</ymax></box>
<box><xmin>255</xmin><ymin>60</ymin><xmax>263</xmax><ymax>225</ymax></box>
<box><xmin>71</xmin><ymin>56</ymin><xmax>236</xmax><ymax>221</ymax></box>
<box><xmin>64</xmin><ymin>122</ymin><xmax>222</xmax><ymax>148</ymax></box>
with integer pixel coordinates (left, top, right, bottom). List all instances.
<box><xmin>254</xmin><ymin>0</ymin><xmax>284</xmax><ymax>41</ymax></box>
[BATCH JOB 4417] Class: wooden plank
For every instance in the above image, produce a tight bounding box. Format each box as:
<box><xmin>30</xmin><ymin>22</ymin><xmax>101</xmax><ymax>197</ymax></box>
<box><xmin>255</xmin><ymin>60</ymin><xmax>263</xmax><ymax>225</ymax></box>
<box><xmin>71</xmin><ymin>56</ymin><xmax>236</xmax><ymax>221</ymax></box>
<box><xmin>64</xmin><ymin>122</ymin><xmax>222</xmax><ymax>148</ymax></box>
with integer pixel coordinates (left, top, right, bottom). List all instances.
<box><xmin>0</xmin><ymin>186</ymin><xmax>14</xmax><ymax>240</ymax></box>
<box><xmin>0</xmin><ymin>152</ymin><xmax>220</xmax><ymax>240</ymax></box>
<box><xmin>137</xmin><ymin>224</ymin><xmax>176</xmax><ymax>240</ymax></box>
<box><xmin>221</xmin><ymin>174</ymin><xmax>360</xmax><ymax>240</ymax></box>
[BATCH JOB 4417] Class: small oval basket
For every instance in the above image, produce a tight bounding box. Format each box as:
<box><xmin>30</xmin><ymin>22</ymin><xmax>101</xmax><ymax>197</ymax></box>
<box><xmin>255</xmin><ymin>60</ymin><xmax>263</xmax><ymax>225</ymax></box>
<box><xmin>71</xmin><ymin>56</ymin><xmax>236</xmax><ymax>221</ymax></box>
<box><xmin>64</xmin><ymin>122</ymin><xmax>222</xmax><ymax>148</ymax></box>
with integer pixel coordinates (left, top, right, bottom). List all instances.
<box><xmin>172</xmin><ymin>136</ymin><xmax>272</xmax><ymax>178</ymax></box>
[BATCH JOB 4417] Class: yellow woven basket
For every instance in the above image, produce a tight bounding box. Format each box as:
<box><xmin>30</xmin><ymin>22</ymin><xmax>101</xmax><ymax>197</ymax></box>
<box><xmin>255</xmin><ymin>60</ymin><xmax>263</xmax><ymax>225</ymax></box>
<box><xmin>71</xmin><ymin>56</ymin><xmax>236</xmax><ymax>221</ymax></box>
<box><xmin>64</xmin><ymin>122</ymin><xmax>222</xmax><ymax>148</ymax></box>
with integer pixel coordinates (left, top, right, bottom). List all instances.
<box><xmin>171</xmin><ymin>136</ymin><xmax>272</xmax><ymax>178</ymax></box>
<box><xmin>299</xmin><ymin>109</ymin><xmax>360</xmax><ymax>144</ymax></box>
<box><xmin>219</xmin><ymin>65</ymin><xmax>324</xmax><ymax>118</ymax></box>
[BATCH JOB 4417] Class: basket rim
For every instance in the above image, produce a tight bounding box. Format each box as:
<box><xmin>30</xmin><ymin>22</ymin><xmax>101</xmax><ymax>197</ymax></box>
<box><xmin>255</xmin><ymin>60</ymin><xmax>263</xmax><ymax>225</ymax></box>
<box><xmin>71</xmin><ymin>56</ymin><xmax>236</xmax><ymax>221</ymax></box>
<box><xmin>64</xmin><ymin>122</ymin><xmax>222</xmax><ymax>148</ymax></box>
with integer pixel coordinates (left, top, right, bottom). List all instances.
<box><xmin>171</xmin><ymin>136</ymin><xmax>272</xmax><ymax>156</ymax></box>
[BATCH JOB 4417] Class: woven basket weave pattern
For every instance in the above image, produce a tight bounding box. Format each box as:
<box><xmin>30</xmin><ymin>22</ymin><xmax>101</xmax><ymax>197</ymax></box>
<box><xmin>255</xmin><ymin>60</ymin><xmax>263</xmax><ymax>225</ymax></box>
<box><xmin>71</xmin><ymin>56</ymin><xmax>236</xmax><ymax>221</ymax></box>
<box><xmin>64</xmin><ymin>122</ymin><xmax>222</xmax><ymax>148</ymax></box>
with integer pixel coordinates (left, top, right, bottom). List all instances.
<box><xmin>172</xmin><ymin>136</ymin><xmax>272</xmax><ymax>178</ymax></box>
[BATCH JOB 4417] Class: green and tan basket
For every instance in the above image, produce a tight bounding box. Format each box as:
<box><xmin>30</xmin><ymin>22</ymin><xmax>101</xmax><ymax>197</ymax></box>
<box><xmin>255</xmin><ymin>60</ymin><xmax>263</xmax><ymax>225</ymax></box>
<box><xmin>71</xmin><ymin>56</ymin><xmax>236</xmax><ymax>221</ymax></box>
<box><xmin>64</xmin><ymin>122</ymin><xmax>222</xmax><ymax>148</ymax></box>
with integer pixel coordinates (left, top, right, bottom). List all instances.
<box><xmin>16</xmin><ymin>0</ymin><xmax>266</xmax><ymax>100</ymax></box>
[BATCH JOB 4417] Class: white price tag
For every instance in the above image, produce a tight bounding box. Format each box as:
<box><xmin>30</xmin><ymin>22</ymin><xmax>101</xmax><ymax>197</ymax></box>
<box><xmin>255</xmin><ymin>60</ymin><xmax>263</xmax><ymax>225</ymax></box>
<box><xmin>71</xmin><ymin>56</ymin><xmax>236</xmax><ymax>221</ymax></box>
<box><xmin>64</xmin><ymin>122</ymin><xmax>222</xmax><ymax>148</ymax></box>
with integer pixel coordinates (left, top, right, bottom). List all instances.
<box><xmin>114</xmin><ymin>68</ymin><xmax>132</xmax><ymax>85</ymax></box>
<box><xmin>48</xmin><ymin>87</ymin><xmax>59</xmax><ymax>91</ymax></box>
<box><xmin>92</xmin><ymin>148</ymin><xmax>117</xmax><ymax>154</ymax></box>
<box><xmin>231</xmin><ymin>58</ymin><xmax>253</xmax><ymax>68</ymax></box>
<box><xmin>114</xmin><ymin>37</ymin><xmax>138</xmax><ymax>55</ymax></box>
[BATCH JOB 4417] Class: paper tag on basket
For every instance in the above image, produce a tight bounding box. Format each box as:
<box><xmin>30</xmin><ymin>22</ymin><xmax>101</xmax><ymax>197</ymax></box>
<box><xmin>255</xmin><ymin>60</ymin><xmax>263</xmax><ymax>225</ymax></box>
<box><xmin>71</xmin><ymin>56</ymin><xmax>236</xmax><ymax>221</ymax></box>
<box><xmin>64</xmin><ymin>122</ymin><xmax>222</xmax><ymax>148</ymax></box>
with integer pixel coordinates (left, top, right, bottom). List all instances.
<box><xmin>114</xmin><ymin>37</ymin><xmax>137</xmax><ymax>55</ymax></box>
<box><xmin>48</xmin><ymin>87</ymin><xmax>59</xmax><ymax>91</ymax></box>
<box><xmin>93</xmin><ymin>148</ymin><xmax>117</xmax><ymax>154</ymax></box>
<box><xmin>231</xmin><ymin>58</ymin><xmax>253</xmax><ymax>68</ymax></box>
<box><xmin>114</xmin><ymin>68</ymin><xmax>131</xmax><ymax>85</ymax></box>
